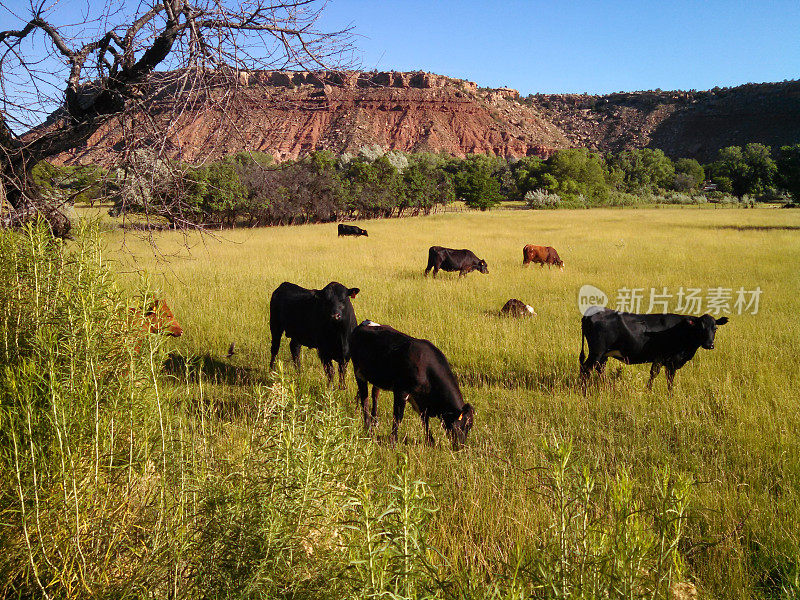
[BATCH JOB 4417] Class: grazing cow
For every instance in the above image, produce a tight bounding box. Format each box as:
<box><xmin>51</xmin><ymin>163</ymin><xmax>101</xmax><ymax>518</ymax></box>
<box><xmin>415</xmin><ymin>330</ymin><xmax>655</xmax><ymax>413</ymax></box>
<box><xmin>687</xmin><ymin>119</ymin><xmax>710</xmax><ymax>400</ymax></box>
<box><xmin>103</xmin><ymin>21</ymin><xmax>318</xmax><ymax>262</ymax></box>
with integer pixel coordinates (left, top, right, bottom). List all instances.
<box><xmin>424</xmin><ymin>246</ymin><xmax>488</xmax><ymax>278</ymax></box>
<box><xmin>579</xmin><ymin>308</ymin><xmax>729</xmax><ymax>391</ymax></box>
<box><xmin>131</xmin><ymin>299</ymin><xmax>183</xmax><ymax>337</ymax></box>
<box><xmin>269</xmin><ymin>281</ymin><xmax>359</xmax><ymax>388</ymax></box>
<box><xmin>500</xmin><ymin>298</ymin><xmax>536</xmax><ymax>317</ymax></box>
<box><xmin>523</xmin><ymin>244</ymin><xmax>564</xmax><ymax>271</ymax></box>
<box><xmin>338</xmin><ymin>224</ymin><xmax>368</xmax><ymax>237</ymax></box>
<box><xmin>350</xmin><ymin>320</ymin><xmax>475</xmax><ymax>448</ymax></box>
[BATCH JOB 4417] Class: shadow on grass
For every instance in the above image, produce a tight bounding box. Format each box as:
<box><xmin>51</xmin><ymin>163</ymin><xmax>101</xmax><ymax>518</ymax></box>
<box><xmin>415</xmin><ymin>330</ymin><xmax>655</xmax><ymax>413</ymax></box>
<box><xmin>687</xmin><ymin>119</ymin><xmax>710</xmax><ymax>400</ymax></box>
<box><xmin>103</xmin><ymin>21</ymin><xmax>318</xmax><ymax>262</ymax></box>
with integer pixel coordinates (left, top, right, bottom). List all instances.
<box><xmin>481</xmin><ymin>309</ymin><xmax>538</xmax><ymax>319</ymax></box>
<box><xmin>163</xmin><ymin>352</ymin><xmax>258</xmax><ymax>385</ymax></box>
<box><xmin>402</xmin><ymin>269</ymin><xmax>487</xmax><ymax>281</ymax></box>
<box><xmin>458</xmin><ymin>366</ymin><xmax>575</xmax><ymax>392</ymax></box>
<box><xmin>456</xmin><ymin>363</ymin><xmax>630</xmax><ymax>394</ymax></box>
<box><xmin>680</xmin><ymin>224</ymin><xmax>800</xmax><ymax>232</ymax></box>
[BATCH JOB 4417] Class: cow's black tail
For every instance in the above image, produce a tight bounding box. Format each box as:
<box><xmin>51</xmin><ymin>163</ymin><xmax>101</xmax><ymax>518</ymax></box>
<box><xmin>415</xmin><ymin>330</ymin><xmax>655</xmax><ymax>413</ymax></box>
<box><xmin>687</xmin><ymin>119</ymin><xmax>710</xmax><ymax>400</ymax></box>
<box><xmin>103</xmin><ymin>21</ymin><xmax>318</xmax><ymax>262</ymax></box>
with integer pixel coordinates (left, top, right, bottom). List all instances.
<box><xmin>579</xmin><ymin>317</ymin><xmax>587</xmax><ymax>366</ymax></box>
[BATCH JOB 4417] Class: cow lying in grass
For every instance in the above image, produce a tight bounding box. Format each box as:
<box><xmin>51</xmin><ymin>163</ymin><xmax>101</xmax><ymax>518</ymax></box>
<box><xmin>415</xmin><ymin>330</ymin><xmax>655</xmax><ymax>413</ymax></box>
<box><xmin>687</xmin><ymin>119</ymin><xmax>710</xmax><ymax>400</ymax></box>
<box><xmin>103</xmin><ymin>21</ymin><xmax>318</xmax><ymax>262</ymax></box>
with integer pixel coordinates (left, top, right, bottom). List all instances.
<box><xmin>130</xmin><ymin>299</ymin><xmax>183</xmax><ymax>337</ymax></box>
<box><xmin>500</xmin><ymin>298</ymin><xmax>536</xmax><ymax>317</ymax></box>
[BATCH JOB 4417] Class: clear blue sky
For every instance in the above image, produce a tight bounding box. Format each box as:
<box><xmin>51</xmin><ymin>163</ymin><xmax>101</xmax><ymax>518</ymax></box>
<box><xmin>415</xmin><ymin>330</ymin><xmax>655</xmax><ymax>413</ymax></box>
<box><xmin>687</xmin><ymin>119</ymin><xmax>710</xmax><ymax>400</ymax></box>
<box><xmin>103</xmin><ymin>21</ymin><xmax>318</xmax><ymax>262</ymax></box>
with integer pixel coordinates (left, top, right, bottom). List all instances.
<box><xmin>2</xmin><ymin>0</ymin><xmax>799</xmax><ymax>130</ymax></box>
<box><xmin>318</xmin><ymin>0</ymin><xmax>800</xmax><ymax>95</ymax></box>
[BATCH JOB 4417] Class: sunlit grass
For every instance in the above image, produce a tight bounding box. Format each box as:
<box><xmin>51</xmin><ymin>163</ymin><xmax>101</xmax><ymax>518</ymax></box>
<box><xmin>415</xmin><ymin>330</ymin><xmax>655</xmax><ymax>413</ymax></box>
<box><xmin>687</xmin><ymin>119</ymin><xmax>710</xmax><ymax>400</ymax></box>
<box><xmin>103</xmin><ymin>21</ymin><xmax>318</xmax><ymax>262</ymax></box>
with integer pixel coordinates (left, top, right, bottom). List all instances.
<box><xmin>99</xmin><ymin>205</ymin><xmax>800</xmax><ymax>598</ymax></box>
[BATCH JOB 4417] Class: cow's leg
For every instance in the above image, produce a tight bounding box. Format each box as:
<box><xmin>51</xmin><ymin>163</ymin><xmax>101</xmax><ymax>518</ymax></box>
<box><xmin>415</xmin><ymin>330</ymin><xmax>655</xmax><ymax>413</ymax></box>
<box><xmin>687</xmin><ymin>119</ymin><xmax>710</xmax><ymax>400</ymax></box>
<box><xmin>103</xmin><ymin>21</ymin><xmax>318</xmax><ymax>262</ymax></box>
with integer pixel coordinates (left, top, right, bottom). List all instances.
<box><xmin>432</xmin><ymin>265</ymin><xmax>439</xmax><ymax>278</ymax></box>
<box><xmin>335</xmin><ymin>360</ymin><xmax>348</xmax><ymax>389</ymax></box>
<box><xmin>391</xmin><ymin>391</ymin><xmax>408</xmax><ymax>446</ymax></box>
<box><xmin>269</xmin><ymin>327</ymin><xmax>283</xmax><ymax>370</ymax></box>
<box><xmin>356</xmin><ymin>377</ymin><xmax>372</xmax><ymax>432</ymax></box>
<box><xmin>289</xmin><ymin>339</ymin><xmax>302</xmax><ymax>370</ymax></box>
<box><xmin>321</xmin><ymin>359</ymin><xmax>335</xmax><ymax>386</ymax></box>
<box><xmin>579</xmin><ymin>350</ymin><xmax>605</xmax><ymax>393</ymax></box>
<box><xmin>647</xmin><ymin>363</ymin><xmax>662</xmax><ymax>390</ymax></box>
<box><xmin>421</xmin><ymin>412</ymin><xmax>434</xmax><ymax>446</ymax></box>
<box><xmin>424</xmin><ymin>257</ymin><xmax>435</xmax><ymax>277</ymax></box>
<box><xmin>665</xmin><ymin>366</ymin><xmax>677</xmax><ymax>392</ymax></box>
<box><xmin>371</xmin><ymin>386</ymin><xmax>380</xmax><ymax>425</ymax></box>
<box><xmin>579</xmin><ymin>355</ymin><xmax>593</xmax><ymax>394</ymax></box>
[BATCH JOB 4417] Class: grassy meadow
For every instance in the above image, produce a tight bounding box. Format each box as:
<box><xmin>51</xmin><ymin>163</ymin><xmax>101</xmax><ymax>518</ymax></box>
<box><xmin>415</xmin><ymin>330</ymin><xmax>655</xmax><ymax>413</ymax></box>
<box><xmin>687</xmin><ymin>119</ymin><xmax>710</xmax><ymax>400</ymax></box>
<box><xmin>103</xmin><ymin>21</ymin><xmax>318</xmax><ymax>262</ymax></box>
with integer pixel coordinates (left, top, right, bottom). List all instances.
<box><xmin>5</xmin><ymin>206</ymin><xmax>794</xmax><ymax>598</ymax></box>
<box><xmin>88</xmin><ymin>206</ymin><xmax>799</xmax><ymax>598</ymax></box>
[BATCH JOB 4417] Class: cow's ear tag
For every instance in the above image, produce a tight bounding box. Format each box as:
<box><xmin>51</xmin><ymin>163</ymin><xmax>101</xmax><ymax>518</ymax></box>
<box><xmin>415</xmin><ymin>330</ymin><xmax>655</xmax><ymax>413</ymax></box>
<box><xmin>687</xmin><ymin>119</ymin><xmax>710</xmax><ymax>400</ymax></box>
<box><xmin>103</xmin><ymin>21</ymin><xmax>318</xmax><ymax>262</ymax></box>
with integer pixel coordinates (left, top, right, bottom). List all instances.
<box><xmin>457</xmin><ymin>413</ymin><xmax>463</xmax><ymax>421</ymax></box>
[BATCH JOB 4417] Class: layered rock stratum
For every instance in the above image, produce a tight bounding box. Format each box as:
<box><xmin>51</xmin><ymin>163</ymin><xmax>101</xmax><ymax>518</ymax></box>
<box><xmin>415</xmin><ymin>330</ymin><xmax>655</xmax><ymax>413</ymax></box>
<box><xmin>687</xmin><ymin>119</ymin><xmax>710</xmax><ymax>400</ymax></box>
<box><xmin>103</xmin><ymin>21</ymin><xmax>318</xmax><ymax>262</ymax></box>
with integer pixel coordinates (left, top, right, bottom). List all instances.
<box><xmin>51</xmin><ymin>70</ymin><xmax>800</xmax><ymax>165</ymax></box>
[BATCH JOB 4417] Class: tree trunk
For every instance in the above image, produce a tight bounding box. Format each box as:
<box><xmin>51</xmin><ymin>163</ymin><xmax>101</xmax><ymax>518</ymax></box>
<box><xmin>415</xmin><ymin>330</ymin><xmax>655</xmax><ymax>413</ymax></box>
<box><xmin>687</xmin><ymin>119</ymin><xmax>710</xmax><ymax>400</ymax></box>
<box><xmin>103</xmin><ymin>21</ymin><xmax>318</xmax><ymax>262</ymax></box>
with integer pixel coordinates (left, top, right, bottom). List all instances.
<box><xmin>1</xmin><ymin>146</ymin><xmax>72</xmax><ymax>238</ymax></box>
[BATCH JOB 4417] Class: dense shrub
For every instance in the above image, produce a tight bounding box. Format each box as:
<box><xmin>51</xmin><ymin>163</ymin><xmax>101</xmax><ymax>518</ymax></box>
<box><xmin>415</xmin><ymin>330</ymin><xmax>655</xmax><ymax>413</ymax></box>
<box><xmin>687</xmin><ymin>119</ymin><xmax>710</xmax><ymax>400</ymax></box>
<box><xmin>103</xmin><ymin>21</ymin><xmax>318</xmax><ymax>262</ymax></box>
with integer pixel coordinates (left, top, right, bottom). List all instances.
<box><xmin>524</xmin><ymin>188</ymin><xmax>561</xmax><ymax>208</ymax></box>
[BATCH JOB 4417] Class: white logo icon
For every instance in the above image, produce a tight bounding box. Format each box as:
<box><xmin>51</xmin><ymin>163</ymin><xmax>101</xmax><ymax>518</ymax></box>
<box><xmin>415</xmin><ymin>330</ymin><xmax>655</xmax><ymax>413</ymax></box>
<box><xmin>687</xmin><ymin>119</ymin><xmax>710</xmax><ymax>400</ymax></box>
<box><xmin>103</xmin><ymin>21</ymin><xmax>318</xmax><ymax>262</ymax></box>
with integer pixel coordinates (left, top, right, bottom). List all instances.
<box><xmin>578</xmin><ymin>284</ymin><xmax>608</xmax><ymax>315</ymax></box>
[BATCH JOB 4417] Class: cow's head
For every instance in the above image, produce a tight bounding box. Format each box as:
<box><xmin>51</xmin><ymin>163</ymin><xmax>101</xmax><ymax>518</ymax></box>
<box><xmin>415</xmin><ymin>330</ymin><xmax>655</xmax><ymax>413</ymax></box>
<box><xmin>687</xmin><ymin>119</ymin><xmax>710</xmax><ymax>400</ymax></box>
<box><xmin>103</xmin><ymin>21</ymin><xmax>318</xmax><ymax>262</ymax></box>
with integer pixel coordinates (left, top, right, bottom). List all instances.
<box><xmin>443</xmin><ymin>403</ymin><xmax>475</xmax><ymax>449</ymax></box>
<box><xmin>318</xmin><ymin>282</ymin><xmax>359</xmax><ymax>322</ymax></box>
<box><xmin>362</xmin><ymin>230</ymin><xmax>369</xmax><ymax>237</ymax></box>
<box><xmin>140</xmin><ymin>299</ymin><xmax>183</xmax><ymax>337</ymax></box>
<box><xmin>476</xmin><ymin>259</ymin><xmax>489</xmax><ymax>274</ymax></box>
<box><xmin>557</xmin><ymin>259</ymin><xmax>565</xmax><ymax>272</ymax></box>
<box><xmin>690</xmin><ymin>314</ymin><xmax>728</xmax><ymax>349</ymax></box>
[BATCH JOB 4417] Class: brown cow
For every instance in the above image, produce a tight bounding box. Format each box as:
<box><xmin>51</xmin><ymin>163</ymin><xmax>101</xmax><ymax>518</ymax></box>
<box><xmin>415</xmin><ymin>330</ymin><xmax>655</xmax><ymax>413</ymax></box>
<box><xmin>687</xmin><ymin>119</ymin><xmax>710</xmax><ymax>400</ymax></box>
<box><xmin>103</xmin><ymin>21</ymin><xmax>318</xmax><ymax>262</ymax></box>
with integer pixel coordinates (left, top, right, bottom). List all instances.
<box><xmin>500</xmin><ymin>299</ymin><xmax>537</xmax><ymax>317</ymax></box>
<box><xmin>522</xmin><ymin>244</ymin><xmax>564</xmax><ymax>271</ymax></box>
<box><xmin>131</xmin><ymin>299</ymin><xmax>183</xmax><ymax>337</ymax></box>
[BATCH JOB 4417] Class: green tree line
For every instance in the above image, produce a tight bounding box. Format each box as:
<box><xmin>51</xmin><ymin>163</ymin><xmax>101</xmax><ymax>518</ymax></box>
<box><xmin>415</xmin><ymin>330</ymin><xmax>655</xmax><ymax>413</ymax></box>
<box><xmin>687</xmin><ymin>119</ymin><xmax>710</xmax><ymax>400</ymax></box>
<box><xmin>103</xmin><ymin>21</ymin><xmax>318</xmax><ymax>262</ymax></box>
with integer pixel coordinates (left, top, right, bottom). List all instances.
<box><xmin>28</xmin><ymin>142</ymin><xmax>800</xmax><ymax>227</ymax></box>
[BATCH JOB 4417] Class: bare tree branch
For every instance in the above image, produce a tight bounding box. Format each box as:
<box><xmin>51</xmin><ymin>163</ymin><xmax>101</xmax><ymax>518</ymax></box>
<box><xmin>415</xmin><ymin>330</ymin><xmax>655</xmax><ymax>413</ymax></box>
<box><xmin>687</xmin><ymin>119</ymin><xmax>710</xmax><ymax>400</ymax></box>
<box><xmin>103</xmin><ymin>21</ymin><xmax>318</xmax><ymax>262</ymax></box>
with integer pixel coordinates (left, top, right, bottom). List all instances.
<box><xmin>0</xmin><ymin>0</ymin><xmax>356</xmax><ymax>236</ymax></box>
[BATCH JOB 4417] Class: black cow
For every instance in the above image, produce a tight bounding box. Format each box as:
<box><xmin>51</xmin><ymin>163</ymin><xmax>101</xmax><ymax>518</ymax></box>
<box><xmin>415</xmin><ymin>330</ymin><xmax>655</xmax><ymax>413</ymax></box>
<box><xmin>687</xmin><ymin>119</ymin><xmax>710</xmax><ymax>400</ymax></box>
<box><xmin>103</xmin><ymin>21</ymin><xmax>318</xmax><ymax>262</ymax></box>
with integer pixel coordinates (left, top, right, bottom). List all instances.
<box><xmin>424</xmin><ymin>246</ymin><xmax>488</xmax><ymax>278</ymax></box>
<box><xmin>338</xmin><ymin>224</ymin><xmax>368</xmax><ymax>237</ymax></box>
<box><xmin>269</xmin><ymin>281</ymin><xmax>359</xmax><ymax>388</ymax></box>
<box><xmin>579</xmin><ymin>307</ymin><xmax>729</xmax><ymax>391</ymax></box>
<box><xmin>350</xmin><ymin>320</ymin><xmax>474</xmax><ymax>448</ymax></box>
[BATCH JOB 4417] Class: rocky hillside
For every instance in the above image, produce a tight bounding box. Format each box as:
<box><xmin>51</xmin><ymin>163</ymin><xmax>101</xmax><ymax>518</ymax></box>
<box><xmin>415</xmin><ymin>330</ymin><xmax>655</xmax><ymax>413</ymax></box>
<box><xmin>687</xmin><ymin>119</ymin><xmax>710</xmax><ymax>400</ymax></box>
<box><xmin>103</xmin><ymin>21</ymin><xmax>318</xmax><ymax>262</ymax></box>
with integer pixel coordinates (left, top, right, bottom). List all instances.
<box><xmin>52</xmin><ymin>71</ymin><xmax>800</xmax><ymax>165</ymax></box>
<box><xmin>525</xmin><ymin>80</ymin><xmax>800</xmax><ymax>161</ymax></box>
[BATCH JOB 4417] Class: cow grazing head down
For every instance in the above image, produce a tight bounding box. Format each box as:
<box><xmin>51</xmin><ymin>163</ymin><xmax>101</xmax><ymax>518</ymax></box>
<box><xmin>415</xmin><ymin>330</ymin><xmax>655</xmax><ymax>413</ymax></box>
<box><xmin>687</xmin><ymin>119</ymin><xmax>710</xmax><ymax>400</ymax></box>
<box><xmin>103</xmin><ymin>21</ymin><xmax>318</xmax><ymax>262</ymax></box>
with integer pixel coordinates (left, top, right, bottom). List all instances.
<box><xmin>316</xmin><ymin>283</ymin><xmax>359</xmax><ymax>321</ymax></box>
<box><xmin>476</xmin><ymin>259</ymin><xmax>489</xmax><ymax>274</ymax></box>
<box><xmin>691</xmin><ymin>314</ymin><xmax>729</xmax><ymax>349</ymax></box>
<box><xmin>443</xmin><ymin>404</ymin><xmax>475</xmax><ymax>448</ymax></box>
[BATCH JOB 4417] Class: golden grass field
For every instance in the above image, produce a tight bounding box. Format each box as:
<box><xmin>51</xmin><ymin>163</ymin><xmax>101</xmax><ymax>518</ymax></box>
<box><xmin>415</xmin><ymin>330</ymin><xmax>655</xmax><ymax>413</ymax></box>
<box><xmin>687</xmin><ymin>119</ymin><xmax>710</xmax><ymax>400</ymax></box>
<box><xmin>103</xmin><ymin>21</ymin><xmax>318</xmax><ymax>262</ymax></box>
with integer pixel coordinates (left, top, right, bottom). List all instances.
<box><xmin>103</xmin><ymin>206</ymin><xmax>800</xmax><ymax>597</ymax></box>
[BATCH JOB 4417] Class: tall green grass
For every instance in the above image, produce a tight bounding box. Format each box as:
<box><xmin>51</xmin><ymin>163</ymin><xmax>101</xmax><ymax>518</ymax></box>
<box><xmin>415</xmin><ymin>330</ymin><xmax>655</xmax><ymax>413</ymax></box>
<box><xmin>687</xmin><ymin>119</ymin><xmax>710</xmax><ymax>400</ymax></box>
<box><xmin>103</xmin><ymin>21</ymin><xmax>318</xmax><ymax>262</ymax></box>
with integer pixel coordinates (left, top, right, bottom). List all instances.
<box><xmin>5</xmin><ymin>206</ymin><xmax>800</xmax><ymax>598</ymax></box>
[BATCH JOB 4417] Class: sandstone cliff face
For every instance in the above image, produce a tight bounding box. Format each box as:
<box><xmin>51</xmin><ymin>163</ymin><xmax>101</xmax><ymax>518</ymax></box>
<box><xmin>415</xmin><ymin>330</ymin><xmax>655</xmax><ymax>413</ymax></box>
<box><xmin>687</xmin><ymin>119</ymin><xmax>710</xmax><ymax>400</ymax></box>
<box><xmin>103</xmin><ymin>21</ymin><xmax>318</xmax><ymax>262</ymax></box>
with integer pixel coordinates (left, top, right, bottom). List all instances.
<box><xmin>58</xmin><ymin>70</ymin><xmax>568</xmax><ymax>166</ymax></box>
<box><xmin>52</xmin><ymin>71</ymin><xmax>800</xmax><ymax>166</ymax></box>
